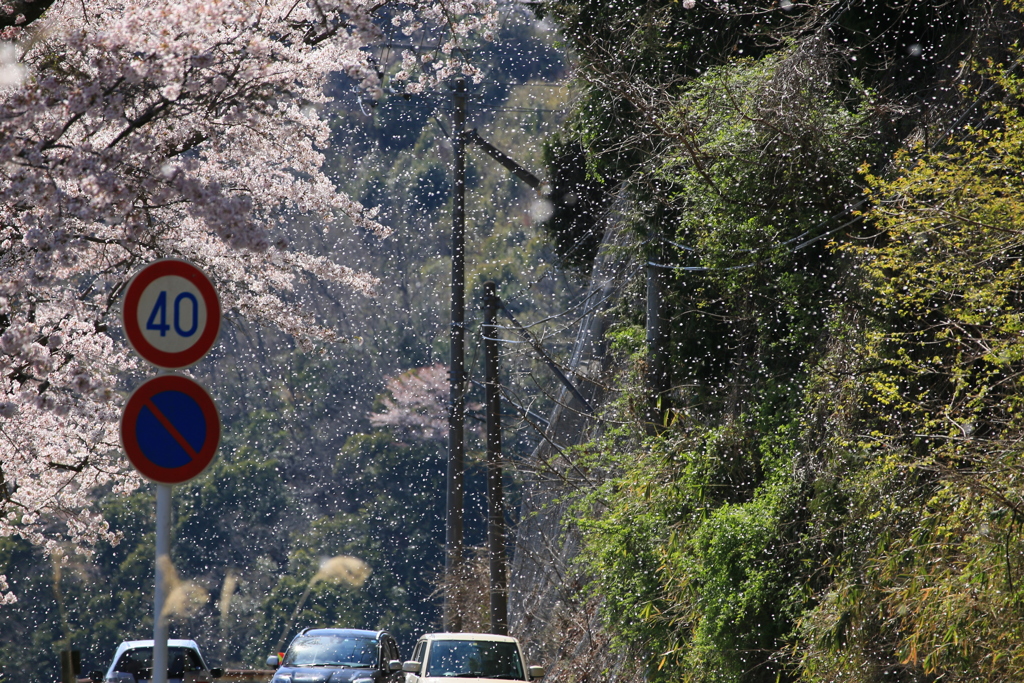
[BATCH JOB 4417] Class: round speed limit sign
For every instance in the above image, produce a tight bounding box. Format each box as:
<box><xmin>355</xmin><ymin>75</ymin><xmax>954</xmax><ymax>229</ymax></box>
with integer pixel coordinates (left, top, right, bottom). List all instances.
<box><xmin>122</xmin><ymin>260</ymin><xmax>221</xmax><ymax>368</ymax></box>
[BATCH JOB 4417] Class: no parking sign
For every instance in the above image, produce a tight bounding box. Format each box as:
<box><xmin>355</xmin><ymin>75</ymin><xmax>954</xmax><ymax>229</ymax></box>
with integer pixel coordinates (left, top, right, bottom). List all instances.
<box><xmin>120</xmin><ymin>374</ymin><xmax>220</xmax><ymax>485</ymax></box>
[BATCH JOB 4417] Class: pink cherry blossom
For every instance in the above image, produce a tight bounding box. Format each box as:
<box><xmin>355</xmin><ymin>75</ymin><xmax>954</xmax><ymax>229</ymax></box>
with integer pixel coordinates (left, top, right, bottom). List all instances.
<box><xmin>0</xmin><ymin>0</ymin><xmax>496</xmax><ymax>598</ymax></box>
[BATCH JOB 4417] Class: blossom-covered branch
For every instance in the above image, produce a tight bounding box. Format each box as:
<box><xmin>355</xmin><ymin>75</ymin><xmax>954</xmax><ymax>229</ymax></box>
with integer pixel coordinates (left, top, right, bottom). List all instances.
<box><xmin>0</xmin><ymin>0</ymin><xmax>495</xmax><ymax>600</ymax></box>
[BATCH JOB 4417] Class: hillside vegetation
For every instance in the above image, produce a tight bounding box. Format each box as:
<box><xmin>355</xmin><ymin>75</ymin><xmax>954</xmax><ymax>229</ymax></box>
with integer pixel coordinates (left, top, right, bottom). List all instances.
<box><xmin>535</xmin><ymin>0</ymin><xmax>1024</xmax><ymax>681</ymax></box>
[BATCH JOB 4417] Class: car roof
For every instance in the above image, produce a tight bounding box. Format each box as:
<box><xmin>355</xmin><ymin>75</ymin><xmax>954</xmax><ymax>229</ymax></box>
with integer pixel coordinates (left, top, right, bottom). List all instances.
<box><xmin>294</xmin><ymin>628</ymin><xmax>385</xmax><ymax>639</ymax></box>
<box><xmin>116</xmin><ymin>640</ymin><xmax>201</xmax><ymax>650</ymax></box>
<box><xmin>417</xmin><ymin>633</ymin><xmax>519</xmax><ymax>644</ymax></box>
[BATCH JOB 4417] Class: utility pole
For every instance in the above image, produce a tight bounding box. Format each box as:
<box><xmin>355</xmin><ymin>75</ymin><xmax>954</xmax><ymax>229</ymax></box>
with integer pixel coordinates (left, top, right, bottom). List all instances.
<box><xmin>482</xmin><ymin>281</ymin><xmax>508</xmax><ymax>635</ymax></box>
<box><xmin>444</xmin><ymin>78</ymin><xmax>467</xmax><ymax>633</ymax></box>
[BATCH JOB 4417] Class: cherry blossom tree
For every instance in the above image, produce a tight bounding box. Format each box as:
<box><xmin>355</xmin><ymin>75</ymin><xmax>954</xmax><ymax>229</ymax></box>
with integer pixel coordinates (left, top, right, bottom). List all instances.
<box><xmin>369</xmin><ymin>364</ymin><xmax>450</xmax><ymax>442</ymax></box>
<box><xmin>0</xmin><ymin>0</ymin><xmax>495</xmax><ymax>603</ymax></box>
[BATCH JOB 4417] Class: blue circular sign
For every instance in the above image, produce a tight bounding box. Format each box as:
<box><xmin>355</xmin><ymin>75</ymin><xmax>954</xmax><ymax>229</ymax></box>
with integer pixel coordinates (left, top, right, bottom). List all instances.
<box><xmin>121</xmin><ymin>375</ymin><xmax>220</xmax><ymax>484</ymax></box>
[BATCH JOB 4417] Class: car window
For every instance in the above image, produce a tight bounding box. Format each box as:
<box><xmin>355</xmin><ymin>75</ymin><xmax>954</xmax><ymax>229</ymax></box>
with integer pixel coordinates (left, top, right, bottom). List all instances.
<box><xmin>115</xmin><ymin>649</ymin><xmax>150</xmax><ymax>675</ymax></box>
<box><xmin>425</xmin><ymin>640</ymin><xmax>525</xmax><ymax>680</ymax></box>
<box><xmin>282</xmin><ymin>635</ymin><xmax>378</xmax><ymax>668</ymax></box>
<box><xmin>115</xmin><ymin>647</ymin><xmax>202</xmax><ymax>677</ymax></box>
<box><xmin>412</xmin><ymin>641</ymin><xmax>426</xmax><ymax>663</ymax></box>
<box><xmin>187</xmin><ymin>650</ymin><xmax>205</xmax><ymax>671</ymax></box>
<box><xmin>168</xmin><ymin>649</ymin><xmax>201</xmax><ymax>677</ymax></box>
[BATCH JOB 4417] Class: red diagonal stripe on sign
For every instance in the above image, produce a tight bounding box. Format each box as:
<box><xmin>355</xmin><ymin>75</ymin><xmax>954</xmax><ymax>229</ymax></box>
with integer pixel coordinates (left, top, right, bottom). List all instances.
<box><xmin>143</xmin><ymin>398</ymin><xmax>200</xmax><ymax>462</ymax></box>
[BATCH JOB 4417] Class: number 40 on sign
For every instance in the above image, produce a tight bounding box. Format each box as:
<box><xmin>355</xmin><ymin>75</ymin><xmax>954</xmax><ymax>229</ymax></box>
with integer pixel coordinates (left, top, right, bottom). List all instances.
<box><xmin>122</xmin><ymin>260</ymin><xmax>221</xmax><ymax>369</ymax></box>
<box><xmin>147</xmin><ymin>290</ymin><xmax>201</xmax><ymax>338</ymax></box>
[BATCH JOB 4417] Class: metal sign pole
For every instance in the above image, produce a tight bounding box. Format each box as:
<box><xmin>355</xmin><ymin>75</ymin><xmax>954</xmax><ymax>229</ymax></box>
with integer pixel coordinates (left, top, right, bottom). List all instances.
<box><xmin>153</xmin><ymin>482</ymin><xmax>171</xmax><ymax>683</ymax></box>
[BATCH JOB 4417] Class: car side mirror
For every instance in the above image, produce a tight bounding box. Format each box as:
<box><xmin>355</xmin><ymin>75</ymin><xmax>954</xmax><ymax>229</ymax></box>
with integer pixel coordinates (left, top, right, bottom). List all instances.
<box><xmin>388</xmin><ymin>660</ymin><xmax>402</xmax><ymax>673</ymax></box>
<box><xmin>402</xmin><ymin>661</ymin><xmax>421</xmax><ymax>674</ymax></box>
<box><xmin>529</xmin><ymin>665</ymin><xmax>546</xmax><ymax>678</ymax></box>
<box><xmin>88</xmin><ymin>671</ymin><xmax>104</xmax><ymax>683</ymax></box>
<box><xmin>209</xmin><ymin>668</ymin><xmax>223</xmax><ymax>679</ymax></box>
<box><xmin>265</xmin><ymin>655</ymin><xmax>280</xmax><ymax>669</ymax></box>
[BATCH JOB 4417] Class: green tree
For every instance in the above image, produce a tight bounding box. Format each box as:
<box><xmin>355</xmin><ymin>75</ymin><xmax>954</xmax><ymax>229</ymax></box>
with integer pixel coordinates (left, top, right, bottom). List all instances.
<box><xmin>796</xmin><ymin>47</ymin><xmax>1024</xmax><ymax>681</ymax></box>
<box><xmin>548</xmin><ymin>3</ymin><xmax>1019</xmax><ymax>683</ymax></box>
<box><xmin>257</xmin><ymin>431</ymin><xmax>448</xmax><ymax>655</ymax></box>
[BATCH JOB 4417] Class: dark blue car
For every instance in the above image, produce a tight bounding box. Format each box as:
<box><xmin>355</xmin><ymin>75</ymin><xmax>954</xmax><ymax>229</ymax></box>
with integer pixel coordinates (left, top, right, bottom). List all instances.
<box><xmin>268</xmin><ymin>629</ymin><xmax>403</xmax><ymax>683</ymax></box>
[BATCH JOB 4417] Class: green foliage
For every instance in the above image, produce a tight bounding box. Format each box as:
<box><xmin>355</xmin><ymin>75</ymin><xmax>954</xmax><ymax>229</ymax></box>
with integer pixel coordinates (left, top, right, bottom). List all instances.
<box><xmin>610</xmin><ymin>46</ymin><xmax>880</xmax><ymax>435</ymax></box>
<box><xmin>572</xmin><ymin>405</ymin><xmax>810</xmax><ymax>683</ymax></box>
<box><xmin>0</xmin><ymin>538</ymin><xmax>63</xmax><ymax>682</ymax></box>
<box><xmin>662</xmin><ymin>48</ymin><xmax>873</xmax><ymax>391</ymax></box>
<box><xmin>256</xmin><ymin>431</ymin><xmax>447</xmax><ymax>655</ymax></box>
<box><xmin>792</xmin><ymin>50</ymin><xmax>1024</xmax><ymax>682</ymax></box>
<box><xmin>176</xmin><ymin>458</ymin><xmax>288</xmax><ymax>575</ymax></box>
<box><xmin>0</xmin><ymin>495</ymin><xmax>157</xmax><ymax>679</ymax></box>
<box><xmin>546</xmin><ymin>0</ymin><xmax>987</xmax><ymax>198</ymax></box>
<box><xmin>561</xmin><ymin>5</ymin><xmax>1024</xmax><ymax>683</ymax></box>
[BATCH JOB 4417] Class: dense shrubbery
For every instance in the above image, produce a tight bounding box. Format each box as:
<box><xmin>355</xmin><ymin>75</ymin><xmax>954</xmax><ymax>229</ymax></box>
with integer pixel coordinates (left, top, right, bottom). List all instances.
<box><xmin>796</xmin><ymin>51</ymin><xmax>1024</xmax><ymax>680</ymax></box>
<box><xmin>550</xmin><ymin>1</ymin><xmax>1024</xmax><ymax>682</ymax></box>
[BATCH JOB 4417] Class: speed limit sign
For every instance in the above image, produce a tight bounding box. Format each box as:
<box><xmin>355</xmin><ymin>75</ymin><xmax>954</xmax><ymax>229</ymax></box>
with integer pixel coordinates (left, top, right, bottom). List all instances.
<box><xmin>122</xmin><ymin>260</ymin><xmax>221</xmax><ymax>368</ymax></box>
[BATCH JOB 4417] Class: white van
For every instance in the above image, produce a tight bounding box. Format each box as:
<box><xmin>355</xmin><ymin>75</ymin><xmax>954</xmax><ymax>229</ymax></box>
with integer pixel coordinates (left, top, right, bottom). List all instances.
<box><xmin>401</xmin><ymin>633</ymin><xmax>544</xmax><ymax>682</ymax></box>
<box><xmin>92</xmin><ymin>639</ymin><xmax>222</xmax><ymax>683</ymax></box>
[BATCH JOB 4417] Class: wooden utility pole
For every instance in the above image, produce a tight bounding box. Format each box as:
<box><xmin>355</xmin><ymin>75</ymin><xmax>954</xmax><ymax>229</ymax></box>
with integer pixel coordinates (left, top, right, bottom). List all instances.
<box><xmin>444</xmin><ymin>78</ymin><xmax>467</xmax><ymax>633</ymax></box>
<box><xmin>482</xmin><ymin>281</ymin><xmax>508</xmax><ymax>635</ymax></box>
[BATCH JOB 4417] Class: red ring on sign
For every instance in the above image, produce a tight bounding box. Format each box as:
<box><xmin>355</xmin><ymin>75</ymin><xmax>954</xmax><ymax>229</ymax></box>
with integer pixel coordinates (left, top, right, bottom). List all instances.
<box><xmin>121</xmin><ymin>375</ymin><xmax>220</xmax><ymax>485</ymax></box>
<box><xmin>122</xmin><ymin>259</ymin><xmax>221</xmax><ymax>368</ymax></box>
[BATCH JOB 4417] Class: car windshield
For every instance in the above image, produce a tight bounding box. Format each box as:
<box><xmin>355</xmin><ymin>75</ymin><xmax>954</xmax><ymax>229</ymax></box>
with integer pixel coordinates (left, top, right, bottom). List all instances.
<box><xmin>114</xmin><ymin>647</ymin><xmax>204</xmax><ymax>678</ymax></box>
<box><xmin>425</xmin><ymin>640</ymin><xmax>524</xmax><ymax>680</ymax></box>
<box><xmin>282</xmin><ymin>635</ymin><xmax>378</xmax><ymax>668</ymax></box>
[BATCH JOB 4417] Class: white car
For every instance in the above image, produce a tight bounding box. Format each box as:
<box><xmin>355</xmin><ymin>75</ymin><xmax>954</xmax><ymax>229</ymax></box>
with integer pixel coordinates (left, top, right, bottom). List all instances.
<box><xmin>402</xmin><ymin>633</ymin><xmax>544</xmax><ymax>682</ymax></box>
<box><xmin>92</xmin><ymin>639</ymin><xmax>222</xmax><ymax>683</ymax></box>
